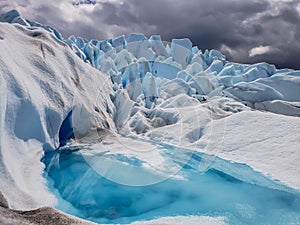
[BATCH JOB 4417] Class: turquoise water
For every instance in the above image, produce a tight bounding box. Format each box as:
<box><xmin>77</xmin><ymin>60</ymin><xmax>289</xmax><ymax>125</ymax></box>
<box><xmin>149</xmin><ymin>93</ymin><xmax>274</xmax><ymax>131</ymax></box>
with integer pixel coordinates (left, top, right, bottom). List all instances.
<box><xmin>42</xmin><ymin>143</ymin><xmax>300</xmax><ymax>224</ymax></box>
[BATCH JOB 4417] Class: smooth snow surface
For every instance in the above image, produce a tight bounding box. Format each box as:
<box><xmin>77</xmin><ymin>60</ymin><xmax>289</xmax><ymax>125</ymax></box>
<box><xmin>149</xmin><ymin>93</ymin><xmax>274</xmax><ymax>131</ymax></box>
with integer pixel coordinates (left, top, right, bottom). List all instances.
<box><xmin>211</xmin><ymin>111</ymin><xmax>300</xmax><ymax>190</ymax></box>
<box><xmin>130</xmin><ymin>216</ymin><xmax>227</xmax><ymax>225</ymax></box>
<box><xmin>0</xmin><ymin>9</ymin><xmax>300</xmax><ymax>225</ymax></box>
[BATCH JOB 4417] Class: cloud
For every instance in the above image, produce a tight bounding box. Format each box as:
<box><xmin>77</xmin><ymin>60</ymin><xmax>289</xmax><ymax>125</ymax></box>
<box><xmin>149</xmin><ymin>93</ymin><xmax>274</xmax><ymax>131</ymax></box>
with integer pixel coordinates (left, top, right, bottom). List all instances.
<box><xmin>249</xmin><ymin>46</ymin><xmax>274</xmax><ymax>57</ymax></box>
<box><xmin>71</xmin><ymin>0</ymin><xmax>97</xmax><ymax>6</ymax></box>
<box><xmin>0</xmin><ymin>0</ymin><xmax>299</xmax><ymax>69</ymax></box>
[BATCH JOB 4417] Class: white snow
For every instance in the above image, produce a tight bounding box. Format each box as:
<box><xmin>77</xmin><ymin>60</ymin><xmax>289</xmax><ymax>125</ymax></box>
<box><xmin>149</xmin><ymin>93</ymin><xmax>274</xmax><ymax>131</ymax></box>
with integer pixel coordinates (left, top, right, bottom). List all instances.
<box><xmin>129</xmin><ymin>216</ymin><xmax>227</xmax><ymax>225</ymax></box>
<box><xmin>201</xmin><ymin>110</ymin><xmax>300</xmax><ymax>190</ymax></box>
<box><xmin>0</xmin><ymin>22</ymin><xmax>115</xmax><ymax>209</ymax></box>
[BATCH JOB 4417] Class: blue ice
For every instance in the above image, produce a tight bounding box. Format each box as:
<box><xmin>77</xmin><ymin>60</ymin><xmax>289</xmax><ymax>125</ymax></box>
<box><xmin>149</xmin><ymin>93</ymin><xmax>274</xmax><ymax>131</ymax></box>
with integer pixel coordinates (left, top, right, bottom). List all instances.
<box><xmin>42</xmin><ymin>142</ymin><xmax>300</xmax><ymax>225</ymax></box>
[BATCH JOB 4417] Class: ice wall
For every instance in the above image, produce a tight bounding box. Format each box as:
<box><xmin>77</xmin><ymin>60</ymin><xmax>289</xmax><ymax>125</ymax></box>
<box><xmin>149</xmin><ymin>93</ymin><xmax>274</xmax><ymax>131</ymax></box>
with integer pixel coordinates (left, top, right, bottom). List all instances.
<box><xmin>2</xmin><ymin>10</ymin><xmax>300</xmax><ymax>120</ymax></box>
<box><xmin>0</xmin><ymin>20</ymin><xmax>115</xmax><ymax>209</ymax></box>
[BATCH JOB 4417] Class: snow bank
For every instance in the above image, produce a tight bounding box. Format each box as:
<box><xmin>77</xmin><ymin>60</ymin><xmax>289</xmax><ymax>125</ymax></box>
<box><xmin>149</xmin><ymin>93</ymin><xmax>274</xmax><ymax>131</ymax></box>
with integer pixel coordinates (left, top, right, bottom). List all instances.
<box><xmin>130</xmin><ymin>216</ymin><xmax>227</xmax><ymax>225</ymax></box>
<box><xmin>207</xmin><ymin>111</ymin><xmax>300</xmax><ymax>190</ymax></box>
<box><xmin>0</xmin><ymin>22</ymin><xmax>115</xmax><ymax>209</ymax></box>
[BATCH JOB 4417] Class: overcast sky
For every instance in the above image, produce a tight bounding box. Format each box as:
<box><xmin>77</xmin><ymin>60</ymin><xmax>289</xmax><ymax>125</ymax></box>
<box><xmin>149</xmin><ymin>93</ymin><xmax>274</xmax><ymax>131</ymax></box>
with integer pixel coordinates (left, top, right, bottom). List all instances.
<box><xmin>1</xmin><ymin>0</ymin><xmax>300</xmax><ymax>69</ymax></box>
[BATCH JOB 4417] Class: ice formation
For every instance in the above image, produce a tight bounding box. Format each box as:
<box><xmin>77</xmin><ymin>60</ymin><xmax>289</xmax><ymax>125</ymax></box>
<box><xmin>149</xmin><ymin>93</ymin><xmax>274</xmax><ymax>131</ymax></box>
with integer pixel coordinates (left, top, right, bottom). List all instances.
<box><xmin>0</xmin><ymin>9</ymin><xmax>300</xmax><ymax>225</ymax></box>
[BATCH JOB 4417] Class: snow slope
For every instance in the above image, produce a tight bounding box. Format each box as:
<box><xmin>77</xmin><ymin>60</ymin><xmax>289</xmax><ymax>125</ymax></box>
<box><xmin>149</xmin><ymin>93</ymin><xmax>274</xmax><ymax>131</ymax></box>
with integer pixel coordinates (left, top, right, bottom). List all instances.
<box><xmin>203</xmin><ymin>111</ymin><xmax>300</xmax><ymax>190</ymax></box>
<box><xmin>0</xmin><ymin>9</ymin><xmax>300</xmax><ymax>225</ymax></box>
<box><xmin>0</xmin><ymin>19</ymin><xmax>116</xmax><ymax>209</ymax></box>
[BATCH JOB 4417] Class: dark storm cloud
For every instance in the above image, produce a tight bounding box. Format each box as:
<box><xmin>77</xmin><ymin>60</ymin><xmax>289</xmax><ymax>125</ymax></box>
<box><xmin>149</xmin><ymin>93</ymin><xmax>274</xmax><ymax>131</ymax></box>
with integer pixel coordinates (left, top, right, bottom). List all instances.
<box><xmin>249</xmin><ymin>1</ymin><xmax>300</xmax><ymax>69</ymax></box>
<box><xmin>87</xmin><ymin>0</ymin><xmax>300</xmax><ymax>69</ymax></box>
<box><xmin>0</xmin><ymin>0</ymin><xmax>299</xmax><ymax>69</ymax></box>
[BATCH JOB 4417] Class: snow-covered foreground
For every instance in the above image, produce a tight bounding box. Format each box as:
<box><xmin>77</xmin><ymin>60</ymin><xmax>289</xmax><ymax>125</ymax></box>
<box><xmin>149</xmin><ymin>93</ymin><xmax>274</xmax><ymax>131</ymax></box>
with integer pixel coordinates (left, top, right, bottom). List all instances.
<box><xmin>0</xmin><ymin>10</ymin><xmax>300</xmax><ymax>225</ymax></box>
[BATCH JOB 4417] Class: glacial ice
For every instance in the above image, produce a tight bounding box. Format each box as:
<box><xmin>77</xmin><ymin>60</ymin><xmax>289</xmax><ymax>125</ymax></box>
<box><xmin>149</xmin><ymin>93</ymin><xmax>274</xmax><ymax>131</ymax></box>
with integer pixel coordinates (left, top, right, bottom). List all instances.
<box><xmin>149</xmin><ymin>35</ymin><xmax>169</xmax><ymax>57</ymax></box>
<box><xmin>224</xmin><ymin>82</ymin><xmax>284</xmax><ymax>103</ymax></box>
<box><xmin>171</xmin><ymin>38</ymin><xmax>193</xmax><ymax>68</ymax></box>
<box><xmin>255</xmin><ymin>100</ymin><xmax>300</xmax><ymax>117</ymax></box>
<box><xmin>0</xmin><ymin>20</ymin><xmax>115</xmax><ymax>209</ymax></box>
<box><xmin>1</xmin><ymin>9</ymin><xmax>300</xmax><ymax>225</ymax></box>
<box><xmin>45</xmin><ymin>23</ymin><xmax>300</xmax><ymax>109</ymax></box>
<box><xmin>256</xmin><ymin>75</ymin><xmax>300</xmax><ymax>102</ymax></box>
<box><xmin>42</xmin><ymin>142</ymin><xmax>300</xmax><ymax>224</ymax></box>
<box><xmin>142</xmin><ymin>72</ymin><xmax>159</xmax><ymax>108</ymax></box>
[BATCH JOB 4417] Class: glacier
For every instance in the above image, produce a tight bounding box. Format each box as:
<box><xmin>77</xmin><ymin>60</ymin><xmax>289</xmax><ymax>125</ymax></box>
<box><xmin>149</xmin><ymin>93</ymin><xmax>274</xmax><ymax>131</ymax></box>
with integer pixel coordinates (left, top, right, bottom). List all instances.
<box><xmin>0</xmin><ymin>9</ymin><xmax>300</xmax><ymax>225</ymax></box>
